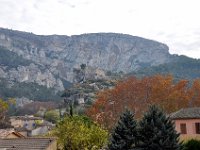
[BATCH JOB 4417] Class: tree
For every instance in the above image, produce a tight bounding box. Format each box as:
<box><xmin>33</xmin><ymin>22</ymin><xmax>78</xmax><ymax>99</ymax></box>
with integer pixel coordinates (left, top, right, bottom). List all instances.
<box><xmin>137</xmin><ymin>105</ymin><xmax>182</xmax><ymax>150</ymax></box>
<box><xmin>0</xmin><ymin>98</ymin><xmax>8</xmax><ymax>118</ymax></box>
<box><xmin>80</xmin><ymin>64</ymin><xmax>86</xmax><ymax>70</ymax></box>
<box><xmin>0</xmin><ymin>98</ymin><xmax>12</xmax><ymax>128</ymax></box>
<box><xmin>188</xmin><ymin>79</ymin><xmax>200</xmax><ymax>107</ymax></box>
<box><xmin>108</xmin><ymin>109</ymin><xmax>137</xmax><ymax>150</ymax></box>
<box><xmin>44</xmin><ymin>110</ymin><xmax>60</xmax><ymax>123</ymax></box>
<box><xmin>16</xmin><ymin>101</ymin><xmax>58</xmax><ymax>115</ymax></box>
<box><xmin>87</xmin><ymin>75</ymin><xmax>193</xmax><ymax>129</ymax></box>
<box><xmin>7</xmin><ymin>98</ymin><xmax>16</xmax><ymax>115</ymax></box>
<box><xmin>52</xmin><ymin>115</ymin><xmax>108</xmax><ymax>150</ymax></box>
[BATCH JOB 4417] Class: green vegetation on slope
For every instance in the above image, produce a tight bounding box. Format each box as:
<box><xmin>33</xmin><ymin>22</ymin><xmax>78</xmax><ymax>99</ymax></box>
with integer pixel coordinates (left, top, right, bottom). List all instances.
<box><xmin>132</xmin><ymin>55</ymin><xmax>200</xmax><ymax>80</ymax></box>
<box><xmin>0</xmin><ymin>46</ymin><xmax>32</xmax><ymax>68</ymax></box>
<box><xmin>0</xmin><ymin>78</ymin><xmax>62</xmax><ymax>101</ymax></box>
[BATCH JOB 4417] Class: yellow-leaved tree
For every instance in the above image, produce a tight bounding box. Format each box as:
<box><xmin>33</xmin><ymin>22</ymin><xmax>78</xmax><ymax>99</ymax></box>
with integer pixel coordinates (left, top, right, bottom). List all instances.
<box><xmin>0</xmin><ymin>98</ymin><xmax>13</xmax><ymax>128</ymax></box>
<box><xmin>52</xmin><ymin>115</ymin><xmax>108</xmax><ymax>150</ymax></box>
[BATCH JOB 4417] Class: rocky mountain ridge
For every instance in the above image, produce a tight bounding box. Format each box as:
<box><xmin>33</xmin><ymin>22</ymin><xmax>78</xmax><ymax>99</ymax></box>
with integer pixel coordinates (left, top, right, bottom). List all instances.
<box><xmin>0</xmin><ymin>27</ymin><xmax>191</xmax><ymax>100</ymax></box>
<box><xmin>0</xmin><ymin>28</ymin><xmax>171</xmax><ymax>88</ymax></box>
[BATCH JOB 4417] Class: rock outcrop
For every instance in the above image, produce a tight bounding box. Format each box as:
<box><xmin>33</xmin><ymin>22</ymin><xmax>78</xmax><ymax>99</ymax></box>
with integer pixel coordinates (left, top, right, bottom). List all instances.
<box><xmin>0</xmin><ymin>28</ymin><xmax>171</xmax><ymax>92</ymax></box>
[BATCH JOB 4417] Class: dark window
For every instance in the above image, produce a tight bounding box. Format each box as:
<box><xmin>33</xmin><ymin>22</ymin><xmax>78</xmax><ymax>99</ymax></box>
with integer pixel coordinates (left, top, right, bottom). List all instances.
<box><xmin>23</xmin><ymin>123</ymin><xmax>28</xmax><ymax>128</ymax></box>
<box><xmin>180</xmin><ymin>123</ymin><xmax>187</xmax><ymax>134</ymax></box>
<box><xmin>195</xmin><ymin>123</ymin><xmax>200</xmax><ymax>134</ymax></box>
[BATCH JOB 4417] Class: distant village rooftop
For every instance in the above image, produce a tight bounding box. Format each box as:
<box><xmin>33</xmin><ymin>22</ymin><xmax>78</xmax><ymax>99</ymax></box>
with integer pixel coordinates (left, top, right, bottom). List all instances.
<box><xmin>0</xmin><ymin>129</ymin><xmax>24</xmax><ymax>139</ymax></box>
<box><xmin>170</xmin><ymin>107</ymin><xmax>200</xmax><ymax>120</ymax></box>
<box><xmin>0</xmin><ymin>138</ymin><xmax>57</xmax><ymax>150</ymax></box>
<box><xmin>10</xmin><ymin>115</ymin><xmax>42</xmax><ymax>120</ymax></box>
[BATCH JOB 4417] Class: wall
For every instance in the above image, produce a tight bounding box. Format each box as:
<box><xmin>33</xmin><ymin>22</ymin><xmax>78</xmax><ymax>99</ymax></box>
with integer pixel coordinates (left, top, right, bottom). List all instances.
<box><xmin>31</xmin><ymin>126</ymin><xmax>48</xmax><ymax>136</ymax></box>
<box><xmin>46</xmin><ymin>139</ymin><xmax>57</xmax><ymax>150</ymax></box>
<box><xmin>174</xmin><ymin>119</ymin><xmax>200</xmax><ymax>140</ymax></box>
<box><xmin>10</xmin><ymin>118</ymin><xmax>23</xmax><ymax>128</ymax></box>
<box><xmin>6</xmin><ymin>133</ymin><xmax>19</xmax><ymax>139</ymax></box>
<box><xmin>10</xmin><ymin>118</ymin><xmax>43</xmax><ymax>130</ymax></box>
<box><xmin>19</xmin><ymin>131</ymin><xmax>28</xmax><ymax>137</ymax></box>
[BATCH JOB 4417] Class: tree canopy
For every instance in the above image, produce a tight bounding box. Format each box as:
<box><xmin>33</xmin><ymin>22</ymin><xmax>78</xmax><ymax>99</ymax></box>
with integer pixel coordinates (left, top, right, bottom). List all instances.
<box><xmin>108</xmin><ymin>109</ymin><xmax>137</xmax><ymax>150</ymax></box>
<box><xmin>0</xmin><ymin>98</ymin><xmax>13</xmax><ymax>128</ymax></box>
<box><xmin>87</xmin><ymin>75</ymin><xmax>200</xmax><ymax>129</ymax></box>
<box><xmin>52</xmin><ymin>115</ymin><xmax>108</xmax><ymax>150</ymax></box>
<box><xmin>137</xmin><ymin>105</ymin><xmax>182</xmax><ymax>150</ymax></box>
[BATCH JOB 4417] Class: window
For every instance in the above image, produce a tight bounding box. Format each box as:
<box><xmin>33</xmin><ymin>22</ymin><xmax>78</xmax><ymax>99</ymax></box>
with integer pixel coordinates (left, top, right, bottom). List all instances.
<box><xmin>180</xmin><ymin>123</ymin><xmax>187</xmax><ymax>134</ymax></box>
<box><xmin>23</xmin><ymin>123</ymin><xmax>28</xmax><ymax>128</ymax></box>
<box><xmin>195</xmin><ymin>123</ymin><xmax>200</xmax><ymax>134</ymax></box>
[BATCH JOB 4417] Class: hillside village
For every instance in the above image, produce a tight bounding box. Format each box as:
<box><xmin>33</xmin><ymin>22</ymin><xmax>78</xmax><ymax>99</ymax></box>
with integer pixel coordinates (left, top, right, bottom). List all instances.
<box><xmin>2</xmin><ymin>75</ymin><xmax>200</xmax><ymax>149</ymax></box>
<box><xmin>2</xmin><ymin>104</ymin><xmax>200</xmax><ymax>149</ymax></box>
<box><xmin>1</xmin><ymin>29</ymin><xmax>200</xmax><ymax>149</ymax></box>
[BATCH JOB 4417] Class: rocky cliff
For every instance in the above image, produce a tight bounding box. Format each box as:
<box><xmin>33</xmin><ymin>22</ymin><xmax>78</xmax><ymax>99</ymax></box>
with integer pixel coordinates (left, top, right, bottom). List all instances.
<box><xmin>0</xmin><ymin>28</ymin><xmax>173</xmax><ymax>99</ymax></box>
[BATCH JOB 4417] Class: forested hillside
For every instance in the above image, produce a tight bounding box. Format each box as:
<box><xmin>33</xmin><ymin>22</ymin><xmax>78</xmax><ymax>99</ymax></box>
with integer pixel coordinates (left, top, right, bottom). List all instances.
<box><xmin>132</xmin><ymin>55</ymin><xmax>200</xmax><ymax>80</ymax></box>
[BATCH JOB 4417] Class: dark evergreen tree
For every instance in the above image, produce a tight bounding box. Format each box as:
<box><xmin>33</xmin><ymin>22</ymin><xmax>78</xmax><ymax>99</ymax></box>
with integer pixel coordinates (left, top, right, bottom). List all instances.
<box><xmin>108</xmin><ymin>109</ymin><xmax>137</xmax><ymax>150</ymax></box>
<box><xmin>137</xmin><ymin>105</ymin><xmax>182</xmax><ymax>150</ymax></box>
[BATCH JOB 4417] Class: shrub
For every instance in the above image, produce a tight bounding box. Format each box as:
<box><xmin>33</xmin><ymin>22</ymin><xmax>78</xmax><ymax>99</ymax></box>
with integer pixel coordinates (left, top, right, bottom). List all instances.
<box><xmin>184</xmin><ymin>139</ymin><xmax>200</xmax><ymax>150</ymax></box>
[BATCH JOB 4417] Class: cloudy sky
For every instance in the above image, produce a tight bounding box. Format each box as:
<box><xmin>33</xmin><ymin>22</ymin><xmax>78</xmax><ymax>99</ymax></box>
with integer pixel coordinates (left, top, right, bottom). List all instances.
<box><xmin>0</xmin><ymin>0</ymin><xmax>200</xmax><ymax>58</ymax></box>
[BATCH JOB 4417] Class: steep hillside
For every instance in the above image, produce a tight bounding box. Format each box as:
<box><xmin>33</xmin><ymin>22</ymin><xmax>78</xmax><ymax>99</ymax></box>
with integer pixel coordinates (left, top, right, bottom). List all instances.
<box><xmin>132</xmin><ymin>55</ymin><xmax>200</xmax><ymax>80</ymax></box>
<box><xmin>0</xmin><ymin>27</ymin><xmax>199</xmax><ymax>100</ymax></box>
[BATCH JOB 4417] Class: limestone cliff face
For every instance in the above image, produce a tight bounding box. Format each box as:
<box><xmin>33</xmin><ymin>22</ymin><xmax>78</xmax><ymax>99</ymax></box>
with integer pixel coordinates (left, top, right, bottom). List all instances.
<box><xmin>0</xmin><ymin>28</ymin><xmax>171</xmax><ymax>91</ymax></box>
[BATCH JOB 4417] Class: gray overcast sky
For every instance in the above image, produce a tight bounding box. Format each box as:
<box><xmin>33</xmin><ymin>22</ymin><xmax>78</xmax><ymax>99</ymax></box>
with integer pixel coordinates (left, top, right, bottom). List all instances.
<box><xmin>0</xmin><ymin>0</ymin><xmax>200</xmax><ymax>58</ymax></box>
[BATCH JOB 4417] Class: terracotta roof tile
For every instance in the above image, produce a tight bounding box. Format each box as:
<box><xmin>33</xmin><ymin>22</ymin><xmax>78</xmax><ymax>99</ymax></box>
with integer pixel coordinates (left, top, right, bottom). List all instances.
<box><xmin>0</xmin><ymin>129</ymin><xmax>15</xmax><ymax>138</ymax></box>
<box><xmin>0</xmin><ymin>129</ymin><xmax>25</xmax><ymax>138</ymax></box>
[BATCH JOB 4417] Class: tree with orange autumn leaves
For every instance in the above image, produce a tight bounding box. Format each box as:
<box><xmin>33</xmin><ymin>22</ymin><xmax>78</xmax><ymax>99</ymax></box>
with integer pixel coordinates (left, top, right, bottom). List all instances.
<box><xmin>87</xmin><ymin>75</ymin><xmax>200</xmax><ymax>130</ymax></box>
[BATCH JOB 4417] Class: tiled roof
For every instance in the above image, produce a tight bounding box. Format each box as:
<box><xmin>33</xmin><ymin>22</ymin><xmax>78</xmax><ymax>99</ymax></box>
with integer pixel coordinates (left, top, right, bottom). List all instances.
<box><xmin>37</xmin><ymin>120</ymin><xmax>55</xmax><ymax>127</ymax></box>
<box><xmin>10</xmin><ymin>116</ymin><xmax>42</xmax><ymax>121</ymax></box>
<box><xmin>14</xmin><ymin>127</ymin><xmax>29</xmax><ymax>132</ymax></box>
<box><xmin>170</xmin><ymin>107</ymin><xmax>200</xmax><ymax>119</ymax></box>
<box><xmin>0</xmin><ymin>129</ymin><xmax>14</xmax><ymax>138</ymax></box>
<box><xmin>0</xmin><ymin>138</ymin><xmax>56</xmax><ymax>150</ymax></box>
<box><xmin>0</xmin><ymin>129</ymin><xmax>24</xmax><ymax>138</ymax></box>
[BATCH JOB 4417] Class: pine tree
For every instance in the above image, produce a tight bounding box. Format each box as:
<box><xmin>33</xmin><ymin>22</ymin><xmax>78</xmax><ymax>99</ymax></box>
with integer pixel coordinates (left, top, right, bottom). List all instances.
<box><xmin>108</xmin><ymin>109</ymin><xmax>137</xmax><ymax>150</ymax></box>
<box><xmin>137</xmin><ymin>105</ymin><xmax>182</xmax><ymax>150</ymax></box>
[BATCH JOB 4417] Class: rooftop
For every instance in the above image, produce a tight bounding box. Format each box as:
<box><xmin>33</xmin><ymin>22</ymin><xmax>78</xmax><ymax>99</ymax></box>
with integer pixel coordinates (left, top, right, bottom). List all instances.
<box><xmin>0</xmin><ymin>138</ymin><xmax>56</xmax><ymax>150</ymax></box>
<box><xmin>170</xmin><ymin>107</ymin><xmax>200</xmax><ymax>120</ymax></box>
<box><xmin>10</xmin><ymin>116</ymin><xmax>43</xmax><ymax>121</ymax></box>
<box><xmin>0</xmin><ymin>129</ymin><xmax>24</xmax><ymax>139</ymax></box>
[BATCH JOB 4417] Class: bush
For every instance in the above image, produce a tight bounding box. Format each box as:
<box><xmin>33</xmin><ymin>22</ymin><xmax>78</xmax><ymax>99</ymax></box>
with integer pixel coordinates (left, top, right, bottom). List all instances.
<box><xmin>184</xmin><ymin>139</ymin><xmax>200</xmax><ymax>150</ymax></box>
<box><xmin>44</xmin><ymin>110</ymin><xmax>60</xmax><ymax>123</ymax></box>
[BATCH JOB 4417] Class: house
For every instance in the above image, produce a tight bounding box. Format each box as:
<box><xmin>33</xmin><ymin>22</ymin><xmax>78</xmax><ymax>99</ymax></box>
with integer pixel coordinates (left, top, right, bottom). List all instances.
<box><xmin>31</xmin><ymin>120</ymin><xmax>54</xmax><ymax>136</ymax></box>
<box><xmin>14</xmin><ymin>127</ymin><xmax>29</xmax><ymax>137</ymax></box>
<box><xmin>10</xmin><ymin>115</ymin><xmax>43</xmax><ymax>130</ymax></box>
<box><xmin>170</xmin><ymin>107</ymin><xmax>200</xmax><ymax>140</ymax></box>
<box><xmin>10</xmin><ymin>116</ymin><xmax>54</xmax><ymax>137</ymax></box>
<box><xmin>0</xmin><ymin>129</ymin><xmax>24</xmax><ymax>139</ymax></box>
<box><xmin>0</xmin><ymin>137</ymin><xmax>57</xmax><ymax>150</ymax></box>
